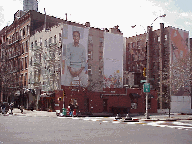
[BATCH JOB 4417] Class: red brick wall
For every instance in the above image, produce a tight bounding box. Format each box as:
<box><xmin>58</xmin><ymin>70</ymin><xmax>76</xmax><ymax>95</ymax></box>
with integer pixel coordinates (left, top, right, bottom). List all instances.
<box><xmin>61</xmin><ymin>86</ymin><xmax>158</xmax><ymax>114</ymax></box>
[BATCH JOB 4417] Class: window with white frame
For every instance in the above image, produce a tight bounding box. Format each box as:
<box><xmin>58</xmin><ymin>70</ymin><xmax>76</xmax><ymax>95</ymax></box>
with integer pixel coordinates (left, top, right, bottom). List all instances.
<box><xmin>44</xmin><ymin>39</ymin><xmax>47</xmax><ymax>47</ymax></box>
<box><xmin>54</xmin><ymin>35</ymin><xmax>56</xmax><ymax>43</ymax></box>
<box><xmin>31</xmin><ymin>42</ymin><xmax>33</xmax><ymax>50</ymax></box>
<box><xmin>26</xmin><ymin>40</ymin><xmax>28</xmax><ymax>52</ymax></box>
<box><xmin>165</xmin><ymin>35</ymin><xmax>167</xmax><ymax>41</ymax></box>
<box><xmin>35</xmin><ymin>40</ymin><xmax>37</xmax><ymax>46</ymax></box>
<box><xmin>88</xmin><ymin>50</ymin><xmax>92</xmax><ymax>60</ymax></box>
<box><xmin>59</xmin><ymin>33</ymin><xmax>62</xmax><ymax>42</ymax></box>
<box><xmin>88</xmin><ymin>65</ymin><xmax>92</xmax><ymax>75</ymax></box>
<box><xmin>40</xmin><ymin>38</ymin><xmax>42</xmax><ymax>46</ymax></box>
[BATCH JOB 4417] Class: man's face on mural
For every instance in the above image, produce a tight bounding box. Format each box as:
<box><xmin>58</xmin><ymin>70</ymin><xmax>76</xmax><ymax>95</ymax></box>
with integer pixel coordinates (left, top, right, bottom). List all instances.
<box><xmin>73</xmin><ymin>31</ymin><xmax>80</xmax><ymax>45</ymax></box>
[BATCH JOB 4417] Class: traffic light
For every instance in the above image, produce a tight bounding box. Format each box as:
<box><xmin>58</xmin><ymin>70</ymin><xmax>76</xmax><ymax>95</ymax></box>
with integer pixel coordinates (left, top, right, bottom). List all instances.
<box><xmin>143</xmin><ymin>68</ymin><xmax>146</xmax><ymax>77</ymax></box>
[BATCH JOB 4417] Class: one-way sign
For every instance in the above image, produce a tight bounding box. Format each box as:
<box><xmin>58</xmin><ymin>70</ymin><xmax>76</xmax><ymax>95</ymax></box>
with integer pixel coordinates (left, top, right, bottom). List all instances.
<box><xmin>143</xmin><ymin>83</ymin><xmax>150</xmax><ymax>92</ymax></box>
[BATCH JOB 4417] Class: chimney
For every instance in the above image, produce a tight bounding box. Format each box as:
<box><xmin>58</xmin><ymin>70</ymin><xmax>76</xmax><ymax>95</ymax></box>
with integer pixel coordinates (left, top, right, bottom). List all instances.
<box><xmin>85</xmin><ymin>22</ymin><xmax>90</xmax><ymax>27</ymax></box>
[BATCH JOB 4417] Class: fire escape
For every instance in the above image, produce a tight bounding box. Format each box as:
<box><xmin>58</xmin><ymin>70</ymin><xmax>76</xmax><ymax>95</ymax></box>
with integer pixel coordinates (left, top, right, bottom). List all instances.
<box><xmin>30</xmin><ymin>39</ymin><xmax>61</xmax><ymax>94</ymax></box>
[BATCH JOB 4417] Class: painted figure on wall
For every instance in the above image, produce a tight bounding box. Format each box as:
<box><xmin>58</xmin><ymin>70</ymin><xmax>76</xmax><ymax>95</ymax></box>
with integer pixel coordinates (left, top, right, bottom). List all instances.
<box><xmin>63</xmin><ymin>30</ymin><xmax>88</xmax><ymax>87</ymax></box>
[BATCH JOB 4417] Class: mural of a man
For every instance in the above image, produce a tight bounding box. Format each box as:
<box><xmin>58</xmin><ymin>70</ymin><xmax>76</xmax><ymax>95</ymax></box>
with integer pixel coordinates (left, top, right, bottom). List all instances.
<box><xmin>64</xmin><ymin>31</ymin><xmax>87</xmax><ymax>87</ymax></box>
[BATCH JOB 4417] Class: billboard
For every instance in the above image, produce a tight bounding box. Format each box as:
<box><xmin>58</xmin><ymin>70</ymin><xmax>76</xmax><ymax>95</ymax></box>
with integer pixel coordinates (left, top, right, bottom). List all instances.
<box><xmin>103</xmin><ymin>32</ymin><xmax>123</xmax><ymax>88</ymax></box>
<box><xmin>169</xmin><ymin>27</ymin><xmax>190</xmax><ymax>95</ymax></box>
<box><xmin>61</xmin><ymin>24</ymin><xmax>89</xmax><ymax>87</ymax></box>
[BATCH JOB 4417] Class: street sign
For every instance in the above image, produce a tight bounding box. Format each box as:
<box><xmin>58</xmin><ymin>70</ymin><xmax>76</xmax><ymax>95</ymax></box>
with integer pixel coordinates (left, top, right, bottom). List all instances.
<box><xmin>143</xmin><ymin>83</ymin><xmax>150</xmax><ymax>92</ymax></box>
<box><xmin>140</xmin><ymin>80</ymin><xmax>147</xmax><ymax>83</ymax></box>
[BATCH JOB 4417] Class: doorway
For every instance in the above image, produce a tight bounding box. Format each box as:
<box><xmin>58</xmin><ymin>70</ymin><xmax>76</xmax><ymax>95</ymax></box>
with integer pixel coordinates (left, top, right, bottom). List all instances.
<box><xmin>103</xmin><ymin>99</ymin><xmax>108</xmax><ymax>112</ymax></box>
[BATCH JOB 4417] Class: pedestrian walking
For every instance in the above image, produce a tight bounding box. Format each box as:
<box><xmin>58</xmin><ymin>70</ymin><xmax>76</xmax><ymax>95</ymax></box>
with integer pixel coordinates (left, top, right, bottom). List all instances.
<box><xmin>10</xmin><ymin>102</ymin><xmax>14</xmax><ymax>114</ymax></box>
<box><xmin>75</xmin><ymin>103</ymin><xmax>79</xmax><ymax>116</ymax></box>
<box><xmin>1</xmin><ymin>103</ymin><xmax>6</xmax><ymax>114</ymax></box>
<box><xmin>69</xmin><ymin>102</ymin><xmax>74</xmax><ymax>117</ymax></box>
<box><xmin>20</xmin><ymin>105</ymin><xmax>24</xmax><ymax>114</ymax></box>
<box><xmin>0</xmin><ymin>101</ymin><xmax>2</xmax><ymax>113</ymax></box>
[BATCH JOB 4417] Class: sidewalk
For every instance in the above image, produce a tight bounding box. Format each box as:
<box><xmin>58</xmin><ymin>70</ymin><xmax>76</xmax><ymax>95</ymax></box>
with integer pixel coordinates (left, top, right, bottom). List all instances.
<box><xmin>9</xmin><ymin>108</ymin><xmax>57</xmax><ymax>118</ymax></box>
<box><xmin>2</xmin><ymin>108</ymin><xmax>192</xmax><ymax>121</ymax></box>
<box><xmin>132</xmin><ymin>113</ymin><xmax>192</xmax><ymax>121</ymax></box>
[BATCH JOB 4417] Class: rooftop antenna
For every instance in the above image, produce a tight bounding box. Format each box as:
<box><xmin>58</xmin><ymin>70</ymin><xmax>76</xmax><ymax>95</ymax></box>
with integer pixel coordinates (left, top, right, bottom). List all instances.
<box><xmin>65</xmin><ymin>13</ymin><xmax>67</xmax><ymax>21</ymax></box>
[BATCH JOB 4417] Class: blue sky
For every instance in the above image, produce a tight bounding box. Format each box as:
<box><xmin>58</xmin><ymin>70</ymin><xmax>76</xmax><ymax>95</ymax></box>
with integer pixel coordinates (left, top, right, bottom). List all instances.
<box><xmin>0</xmin><ymin>0</ymin><xmax>191</xmax><ymax>38</ymax></box>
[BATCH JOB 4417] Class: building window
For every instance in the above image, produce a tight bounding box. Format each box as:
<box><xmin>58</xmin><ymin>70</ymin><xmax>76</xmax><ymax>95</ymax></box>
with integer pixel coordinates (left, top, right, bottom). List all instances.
<box><xmin>128</xmin><ymin>43</ymin><xmax>131</xmax><ymax>49</ymax></box>
<box><xmin>88</xmin><ymin>65</ymin><xmax>92</xmax><ymax>75</ymax></box>
<box><xmin>26</xmin><ymin>41</ymin><xmax>28</xmax><ymax>52</ymax></box>
<box><xmin>35</xmin><ymin>40</ymin><xmax>37</xmax><ymax>46</ymax></box>
<box><xmin>59</xmin><ymin>33</ymin><xmax>62</xmax><ymax>42</ymax></box>
<box><xmin>49</xmin><ymin>37</ymin><xmax>52</xmax><ymax>44</ymax></box>
<box><xmin>88</xmin><ymin>35</ymin><xmax>93</xmax><ymax>44</ymax></box>
<box><xmin>30</xmin><ymin>57</ymin><xmax>32</xmax><ymax>66</ymax></box>
<box><xmin>27</xmin><ymin>25</ymin><xmax>30</xmax><ymax>35</ymax></box>
<box><xmin>25</xmin><ymin>57</ymin><xmax>28</xmax><ymax>69</ymax></box>
<box><xmin>137</xmin><ymin>41</ymin><xmax>141</xmax><ymax>49</ymax></box>
<box><xmin>132</xmin><ymin>42</ymin><xmax>136</xmax><ymax>48</ymax></box>
<box><xmin>54</xmin><ymin>35</ymin><xmax>57</xmax><ymax>43</ymax></box>
<box><xmin>24</xmin><ymin>73</ymin><xmax>27</xmax><ymax>86</ymax></box>
<box><xmin>20</xmin><ymin>29</ymin><xmax>22</xmax><ymax>38</ymax></box>
<box><xmin>31</xmin><ymin>42</ymin><xmax>33</xmax><ymax>50</ymax></box>
<box><xmin>23</xmin><ymin>27</ymin><xmax>25</xmax><ymax>37</ymax></box>
<box><xmin>158</xmin><ymin>36</ymin><xmax>160</xmax><ymax>42</ymax></box>
<box><xmin>20</xmin><ymin>59</ymin><xmax>23</xmax><ymax>70</ymax></box>
<box><xmin>40</xmin><ymin>38</ymin><xmax>42</xmax><ymax>46</ymax></box>
<box><xmin>39</xmin><ymin>53</ymin><xmax>41</xmax><ymax>62</ymax></box>
<box><xmin>132</xmin><ymin>54</ymin><xmax>135</xmax><ymax>61</ymax></box>
<box><xmin>99</xmin><ymin>37</ymin><xmax>104</xmax><ymax>47</ymax></box>
<box><xmin>21</xmin><ymin>43</ymin><xmax>24</xmax><ymax>54</ymax></box>
<box><xmin>88</xmin><ymin>50</ymin><xmax>92</xmax><ymax>60</ymax></box>
<box><xmin>165</xmin><ymin>35</ymin><xmax>167</xmax><ymax>41</ymax></box>
<box><xmin>20</xmin><ymin>74</ymin><xmax>23</xmax><ymax>87</ymax></box>
<box><xmin>44</xmin><ymin>39</ymin><xmax>47</xmax><ymax>47</ymax></box>
<box><xmin>99</xmin><ymin>67</ymin><xmax>102</xmax><ymax>75</ymax></box>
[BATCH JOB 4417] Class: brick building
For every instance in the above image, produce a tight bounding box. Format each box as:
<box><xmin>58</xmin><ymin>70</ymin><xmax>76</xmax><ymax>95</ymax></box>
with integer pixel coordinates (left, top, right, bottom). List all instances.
<box><xmin>0</xmin><ymin>0</ymin><xmax>158</xmax><ymax>114</ymax></box>
<box><xmin>125</xmin><ymin>23</ymin><xmax>190</xmax><ymax>110</ymax></box>
<box><xmin>0</xmin><ymin>4</ymin><xmax>64</xmax><ymax>108</ymax></box>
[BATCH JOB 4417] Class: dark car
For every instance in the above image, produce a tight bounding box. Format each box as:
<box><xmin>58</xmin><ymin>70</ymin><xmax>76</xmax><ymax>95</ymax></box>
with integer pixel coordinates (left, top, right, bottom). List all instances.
<box><xmin>1</xmin><ymin>102</ymin><xmax>10</xmax><ymax>114</ymax></box>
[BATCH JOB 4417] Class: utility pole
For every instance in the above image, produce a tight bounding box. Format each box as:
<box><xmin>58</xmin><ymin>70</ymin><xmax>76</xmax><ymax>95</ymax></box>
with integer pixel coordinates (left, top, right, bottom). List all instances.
<box><xmin>145</xmin><ymin>26</ymin><xmax>151</xmax><ymax>119</ymax></box>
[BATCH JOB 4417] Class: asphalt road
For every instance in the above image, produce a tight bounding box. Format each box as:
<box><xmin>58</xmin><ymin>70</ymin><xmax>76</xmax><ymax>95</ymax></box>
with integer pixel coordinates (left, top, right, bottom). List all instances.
<box><xmin>0</xmin><ymin>115</ymin><xmax>192</xmax><ymax>144</ymax></box>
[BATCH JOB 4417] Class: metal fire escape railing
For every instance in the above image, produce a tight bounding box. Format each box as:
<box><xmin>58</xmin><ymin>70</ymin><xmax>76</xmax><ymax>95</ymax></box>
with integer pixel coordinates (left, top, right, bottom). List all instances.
<box><xmin>30</xmin><ymin>41</ymin><xmax>61</xmax><ymax>93</ymax></box>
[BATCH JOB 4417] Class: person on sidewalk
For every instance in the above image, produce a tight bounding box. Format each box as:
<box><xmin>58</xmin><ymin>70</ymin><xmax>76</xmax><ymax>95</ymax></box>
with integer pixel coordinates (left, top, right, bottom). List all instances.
<box><xmin>1</xmin><ymin>103</ymin><xmax>5</xmax><ymax>114</ymax></box>
<box><xmin>75</xmin><ymin>103</ymin><xmax>79</xmax><ymax>116</ymax></box>
<box><xmin>10</xmin><ymin>102</ymin><xmax>14</xmax><ymax>114</ymax></box>
<box><xmin>69</xmin><ymin>102</ymin><xmax>74</xmax><ymax>117</ymax></box>
<box><xmin>20</xmin><ymin>105</ymin><xmax>24</xmax><ymax>114</ymax></box>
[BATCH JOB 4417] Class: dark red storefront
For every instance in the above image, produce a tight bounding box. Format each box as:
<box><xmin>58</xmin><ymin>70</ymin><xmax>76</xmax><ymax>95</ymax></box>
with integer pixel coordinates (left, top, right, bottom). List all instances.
<box><xmin>54</xmin><ymin>86</ymin><xmax>158</xmax><ymax>115</ymax></box>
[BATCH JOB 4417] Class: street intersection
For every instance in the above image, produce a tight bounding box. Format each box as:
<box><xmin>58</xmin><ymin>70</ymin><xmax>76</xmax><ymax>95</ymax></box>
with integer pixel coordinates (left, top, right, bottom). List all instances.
<box><xmin>0</xmin><ymin>109</ymin><xmax>192</xmax><ymax>144</ymax></box>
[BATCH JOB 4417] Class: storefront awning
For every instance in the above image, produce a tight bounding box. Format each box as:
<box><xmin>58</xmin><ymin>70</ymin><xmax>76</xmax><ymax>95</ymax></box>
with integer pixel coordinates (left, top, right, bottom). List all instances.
<box><xmin>129</xmin><ymin>93</ymin><xmax>141</xmax><ymax>98</ymax></box>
